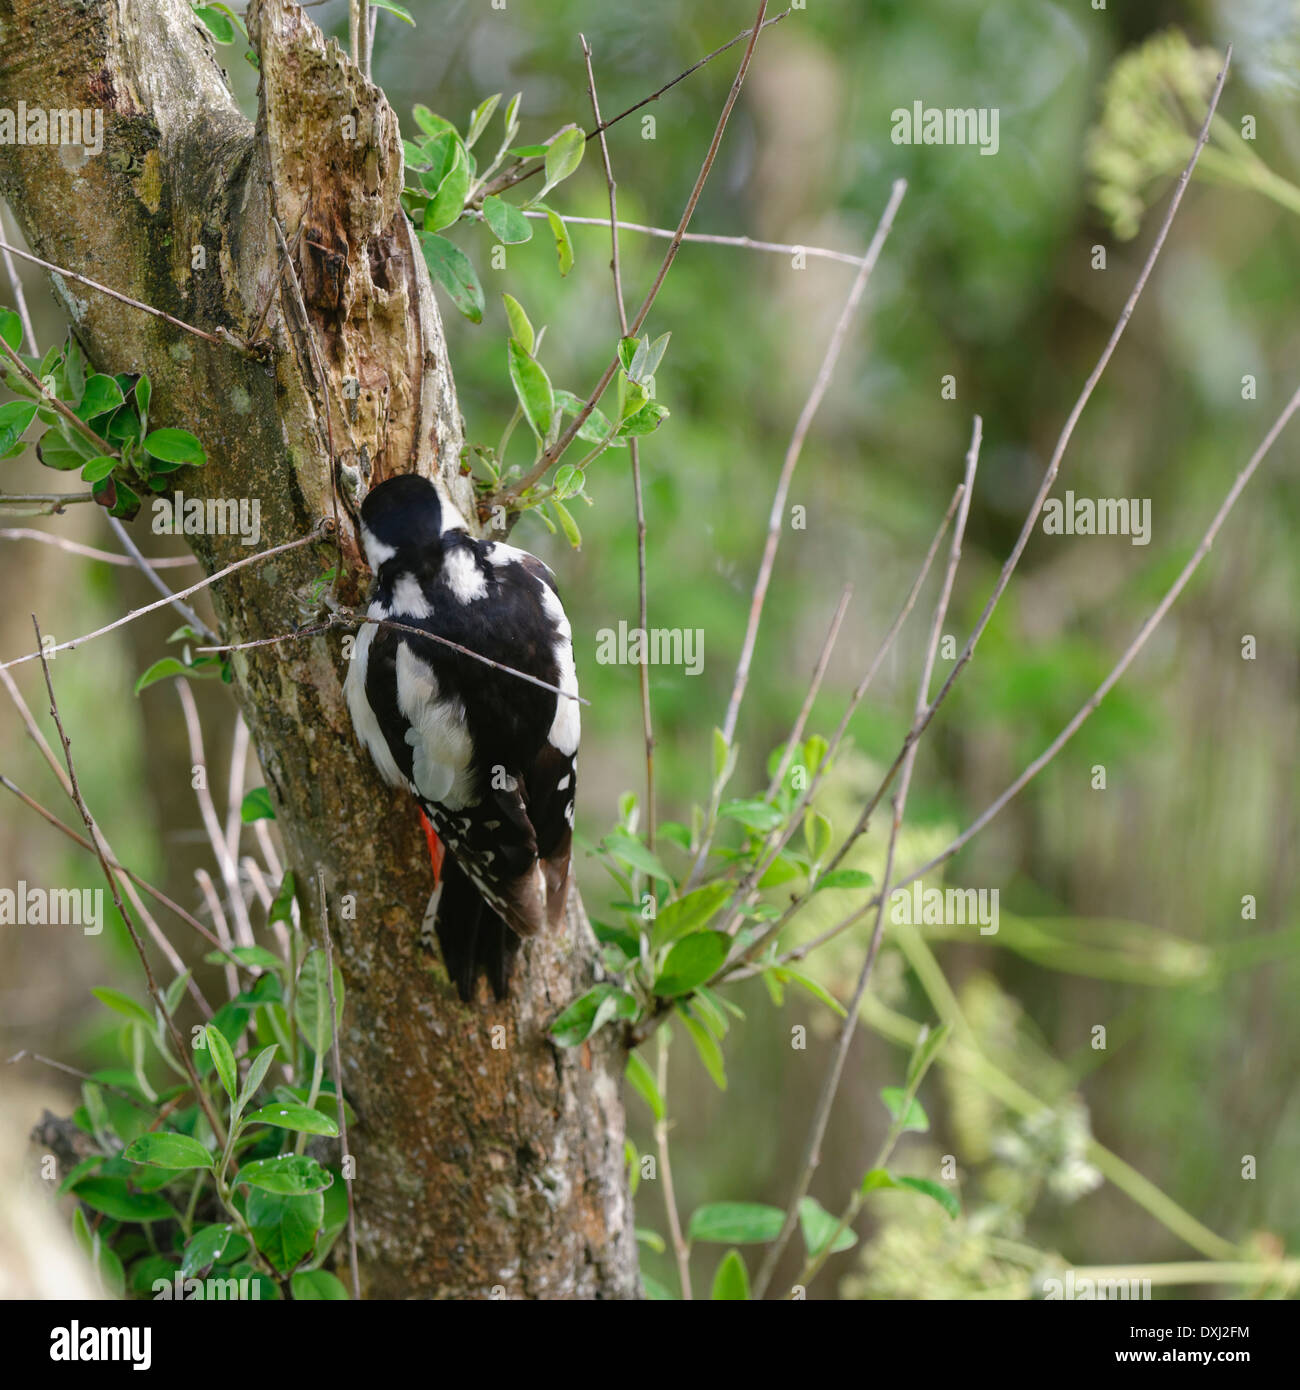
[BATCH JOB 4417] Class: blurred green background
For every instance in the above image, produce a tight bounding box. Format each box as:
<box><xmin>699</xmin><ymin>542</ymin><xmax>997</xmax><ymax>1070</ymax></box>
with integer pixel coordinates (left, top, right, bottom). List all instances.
<box><xmin>2</xmin><ymin>0</ymin><xmax>1297</xmax><ymax>1298</ymax></box>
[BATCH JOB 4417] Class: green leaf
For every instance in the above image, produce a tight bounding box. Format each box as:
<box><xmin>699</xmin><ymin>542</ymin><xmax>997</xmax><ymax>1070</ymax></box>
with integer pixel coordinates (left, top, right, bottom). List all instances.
<box><xmin>654</xmin><ymin>931</ymin><xmax>730</xmax><ymax>997</ymax></box>
<box><xmin>550</xmin><ymin>983</ymin><xmax>637</xmax><ymax>1047</ymax></box>
<box><xmin>124</xmin><ymin>1132</ymin><xmax>213</xmax><ymax>1170</ymax></box>
<box><xmin>651</xmin><ymin>883</ymin><xmax>732</xmax><ymax>949</ymax></box>
<box><xmin>143</xmin><ymin>427</ymin><xmax>206</xmax><ymax>467</ymax></box>
<box><xmin>371</xmin><ymin>0</ymin><xmax>414</xmax><ymax>24</ymax></box>
<box><xmin>896</xmin><ymin>1176</ymin><xmax>960</xmax><ymax>1220</ymax></box>
<box><xmin>482</xmin><ymin>194</ymin><xmax>532</xmax><ymax>245</ymax></box>
<box><xmin>246</xmin><ymin>1187</ymin><xmax>323</xmax><ymax>1273</ymax></box>
<box><xmin>541</xmin><ymin>205</ymin><xmax>574</xmax><ymax>276</ymax></box>
<box><xmin>234</xmin><ymin>1154</ymin><xmax>333</xmax><ymax>1196</ymax></box>
<box><xmin>75</xmin><ymin>1177</ymin><xmax>177</xmax><ymax>1224</ymax></box>
<box><xmin>269</xmin><ymin>870</ymin><xmax>296</xmax><ymax>929</ymax></box>
<box><xmin>58</xmin><ymin>1156</ymin><xmax>104</xmax><ymax>1196</ymax></box>
<box><xmin>635</xmin><ymin>1226</ymin><xmax>665</xmax><ymax>1253</ymax></box>
<box><xmin>719</xmin><ymin>799</ymin><xmax>784</xmax><ymax>833</ymax></box>
<box><xmin>216</xmin><ymin>944</ymin><xmax>283</xmax><ymax>974</ymax></box>
<box><xmin>36</xmin><ymin>434</ymin><xmax>91</xmax><ymax>471</ymax></box>
<box><xmin>860</xmin><ymin>1168</ymin><xmax>897</xmax><ymax>1195</ymax></box>
<box><xmin>507</xmin><ymin>336</ymin><xmax>555</xmax><ymax>442</ymax></box>
<box><xmin>91</xmin><ymin>986</ymin><xmax>155</xmax><ymax>1029</ymax></box>
<box><xmin>798</xmin><ymin>1195</ymin><xmax>857</xmax><ymax>1257</ymax></box>
<box><xmin>74</xmin><ymin>373</ymin><xmax>124</xmax><ymax>421</ymax></box>
<box><xmin>181</xmin><ymin>1223</ymin><xmax>236</xmax><ymax>1277</ymax></box>
<box><xmin>603</xmin><ymin>829</ymin><xmax>671</xmax><ymax>883</ymax></box>
<box><xmin>194</xmin><ymin>4</ymin><xmax>237</xmax><ymax>43</ymax></box>
<box><xmin>80</xmin><ymin>455</ymin><xmax>117</xmax><ymax>484</ymax></box>
<box><xmin>133</xmin><ymin>656</ymin><xmax>219</xmax><ymax>694</ymax></box>
<box><xmin>0</xmin><ymin>308</ymin><xmax>24</xmax><ymax>351</ymax></box>
<box><xmin>550</xmin><ymin>497</ymin><xmax>581</xmax><ymax>549</ymax></box>
<box><xmin>624</xmin><ymin>1049</ymin><xmax>664</xmax><ymax>1121</ymax></box>
<box><xmin>678</xmin><ymin>1007</ymin><xmax>726</xmax><ymax>1090</ymax></box>
<box><xmin>804</xmin><ymin>811</ymin><xmax>833</xmax><ymax>863</ymax></box>
<box><xmin>906</xmin><ymin>1021</ymin><xmax>953</xmax><ymax>1090</ymax></box>
<box><xmin>412</xmin><ymin>104</ymin><xmax>455</xmax><ymax>139</ymax></box>
<box><xmin>710</xmin><ymin>1249</ymin><xmax>750</xmax><ymax>1300</ymax></box>
<box><xmin>501</xmin><ymin>293</ymin><xmax>534</xmax><ymax>355</ymax></box>
<box><xmin>0</xmin><ymin>399</ymin><xmax>38</xmax><ymax>453</ymax></box>
<box><xmin>880</xmin><ymin>1087</ymin><xmax>930</xmax><ymax>1133</ymax></box>
<box><xmin>687</xmin><ymin>1201</ymin><xmax>785</xmax><ymax>1245</ymax></box>
<box><xmin>295</xmin><ymin>947</ymin><xmax>343</xmax><ymax>1056</ymax></box>
<box><xmin>814</xmin><ymin>868</ymin><xmax>875</xmax><ymax>893</ymax></box>
<box><xmin>553</xmin><ymin>389</ymin><xmax>623</xmax><ymax>447</ymax></box>
<box><xmin>420</xmin><ymin>232</ymin><xmax>484</xmax><ymax>323</ymax></box>
<box><xmin>135</xmin><ymin>374</ymin><xmax>151</xmax><ymax>423</ymax></box>
<box><xmin>538</xmin><ymin>127</ymin><xmax>585</xmax><ymax>200</ymax></box>
<box><xmin>243</xmin><ymin>1103</ymin><xmax>340</xmax><ymax>1137</ymax></box>
<box><xmin>770</xmin><ymin>966</ymin><xmax>847</xmax><ymax>1017</ymax></box>
<box><xmin>643</xmin><ymin>1273</ymin><xmax>676</xmax><ymax>1300</ymax></box>
<box><xmin>291</xmin><ymin>1269</ymin><xmax>349</xmax><ymax>1299</ymax></box>
<box><xmin>616</xmin><ymin>399</ymin><xmax>670</xmax><ymax>438</ymax></box>
<box><xmin>424</xmin><ymin>139</ymin><xmax>470</xmax><ymax>232</ymax></box>
<box><xmin>240</xmin><ymin>786</ymin><xmax>275</xmax><ymax>822</ymax></box>
<box><xmin>235</xmin><ymin>1043</ymin><xmax>280</xmax><ymax>1119</ymax></box>
<box><xmin>465</xmin><ymin>93</ymin><xmax>501</xmax><ymax>149</ymax></box>
<box><xmin>204</xmin><ymin>1022</ymin><xmax>238</xmax><ymax>1102</ymax></box>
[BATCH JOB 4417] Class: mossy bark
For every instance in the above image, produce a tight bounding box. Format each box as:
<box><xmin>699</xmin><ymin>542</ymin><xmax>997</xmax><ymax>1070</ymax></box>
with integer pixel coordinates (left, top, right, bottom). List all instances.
<box><xmin>0</xmin><ymin>0</ymin><xmax>637</xmax><ymax>1299</ymax></box>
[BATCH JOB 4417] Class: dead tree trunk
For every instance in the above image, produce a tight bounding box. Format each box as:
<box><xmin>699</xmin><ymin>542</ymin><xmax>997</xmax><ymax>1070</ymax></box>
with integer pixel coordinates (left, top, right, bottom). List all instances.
<box><xmin>0</xmin><ymin>0</ymin><xmax>638</xmax><ymax>1298</ymax></box>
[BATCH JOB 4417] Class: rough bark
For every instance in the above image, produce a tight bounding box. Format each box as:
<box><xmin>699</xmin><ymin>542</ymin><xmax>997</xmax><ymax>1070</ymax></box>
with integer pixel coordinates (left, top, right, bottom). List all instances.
<box><xmin>0</xmin><ymin>0</ymin><xmax>637</xmax><ymax>1299</ymax></box>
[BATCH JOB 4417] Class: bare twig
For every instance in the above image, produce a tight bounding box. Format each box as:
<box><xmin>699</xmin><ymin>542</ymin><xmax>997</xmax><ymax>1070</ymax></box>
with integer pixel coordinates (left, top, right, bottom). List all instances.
<box><xmin>751</xmin><ymin>419</ymin><xmax>981</xmax><ymax>1299</ymax></box>
<box><xmin>0</xmin><ymin>207</ymin><xmax>36</xmax><ymax>350</ymax></box>
<box><xmin>683</xmin><ymin>178</ymin><xmax>907</xmax><ymax>891</ymax></box>
<box><xmin>0</xmin><ymin>528</ymin><xmax>197</xmax><ymax>567</ymax></box>
<box><xmin>584</xmin><ymin>34</ymin><xmax>656</xmax><ymax>848</ymax></box>
<box><xmin>655</xmin><ymin>1030</ymin><xmax>692</xmax><ymax>1300</ymax></box>
<box><xmin>0</xmin><ymin>522</ymin><xmax>331</xmax><ymax>672</ymax></box>
<box><xmin>0</xmin><ymin>237</ymin><xmax>245</xmax><ymax>351</ymax></box>
<box><xmin>31</xmin><ymin>615</ymin><xmax>226</xmax><ymax>1145</ymax></box>
<box><xmin>503</xmin><ymin>1</ymin><xmax>773</xmax><ymax>501</ymax></box>
<box><xmin>765</xmin><ymin>584</ymin><xmax>852</xmax><ymax>800</ymax></box>
<box><xmin>107</xmin><ymin>516</ymin><xmax>217</xmax><ymax>642</ymax></box>
<box><xmin>318</xmin><ymin>869</ymin><xmax>361</xmax><ymax>1301</ymax></box>
<box><xmin>479</xmin><ymin>8</ymin><xmax>795</xmax><ymax>204</ymax></box>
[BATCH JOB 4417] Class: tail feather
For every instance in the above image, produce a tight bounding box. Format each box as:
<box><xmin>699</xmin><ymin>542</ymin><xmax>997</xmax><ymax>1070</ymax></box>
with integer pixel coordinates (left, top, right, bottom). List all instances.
<box><xmin>434</xmin><ymin>852</ymin><xmax>519</xmax><ymax>1002</ymax></box>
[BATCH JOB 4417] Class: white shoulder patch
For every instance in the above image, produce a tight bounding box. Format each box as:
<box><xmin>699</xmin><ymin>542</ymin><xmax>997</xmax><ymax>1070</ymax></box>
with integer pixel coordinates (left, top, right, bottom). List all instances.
<box><xmin>443</xmin><ymin>544</ymin><xmax>488</xmax><ymax>602</ymax></box>
<box><xmin>395</xmin><ymin>644</ymin><xmax>477</xmax><ymax>810</ymax></box>
<box><xmin>538</xmin><ymin>583</ymin><xmax>580</xmax><ymax>757</ymax></box>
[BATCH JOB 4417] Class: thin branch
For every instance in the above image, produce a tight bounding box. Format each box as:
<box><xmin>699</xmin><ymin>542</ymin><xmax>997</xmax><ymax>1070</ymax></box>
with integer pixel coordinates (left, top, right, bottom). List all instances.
<box><xmin>683</xmin><ymin>178</ymin><xmax>907</xmax><ymax>891</ymax></box>
<box><xmin>107</xmin><ymin>516</ymin><xmax>217</xmax><ymax>641</ymax></box>
<box><xmin>500</xmin><ymin>210</ymin><xmax>874</xmax><ymax>267</ymax></box>
<box><xmin>0</xmin><ymin>528</ymin><xmax>197</xmax><ymax>567</ymax></box>
<box><xmin>195</xmin><ymin>610</ymin><xmax>590</xmax><ymax>706</ymax></box>
<box><xmin>0</xmin><ymin>207</ymin><xmax>36</xmax><ymax>350</ymax></box>
<box><xmin>655</xmin><ymin>1030</ymin><xmax>692</xmax><ymax>1300</ymax></box>
<box><xmin>0</xmin><ymin>331</ymin><xmax>117</xmax><ymax>458</ymax></box>
<box><xmin>503</xmin><ymin>1</ymin><xmax>773</xmax><ymax>501</ymax></box>
<box><xmin>584</xmin><ymin>34</ymin><xmax>656</xmax><ymax>849</ymax></box>
<box><xmin>478</xmin><ymin>8</ymin><xmax>795</xmax><ymax>204</ymax></box>
<box><xmin>177</xmin><ymin>681</ymin><xmax>255</xmax><ymax>952</ymax></box>
<box><xmin>319</xmin><ymin>869</ymin><xmax>361</xmax><ymax>1301</ymax></box>
<box><xmin>0</xmin><ymin>522</ymin><xmax>331</xmax><ymax>672</ymax></box>
<box><xmin>0</xmin><ymin>237</ymin><xmax>246</xmax><ymax>351</ymax></box>
<box><xmin>7</xmin><ymin>1048</ymin><xmax>155</xmax><ymax>1111</ymax></box>
<box><xmin>751</xmin><ymin>418</ymin><xmax>981</xmax><ymax>1300</ymax></box>
<box><xmin>0</xmin><ymin>492</ymin><xmax>95</xmax><ymax>513</ymax></box>
<box><xmin>31</xmin><ymin>615</ymin><xmax>226</xmax><ymax>1145</ymax></box>
<box><xmin>765</xmin><ymin>584</ymin><xmax>852</xmax><ymax>800</ymax></box>
<box><xmin>813</xmin><ymin>47</ymin><xmax>1232</xmax><ymax>888</ymax></box>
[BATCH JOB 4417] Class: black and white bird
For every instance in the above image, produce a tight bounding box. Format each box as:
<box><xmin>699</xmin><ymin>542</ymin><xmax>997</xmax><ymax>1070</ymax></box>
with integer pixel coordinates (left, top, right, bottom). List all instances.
<box><xmin>343</xmin><ymin>473</ymin><xmax>579</xmax><ymax>1001</ymax></box>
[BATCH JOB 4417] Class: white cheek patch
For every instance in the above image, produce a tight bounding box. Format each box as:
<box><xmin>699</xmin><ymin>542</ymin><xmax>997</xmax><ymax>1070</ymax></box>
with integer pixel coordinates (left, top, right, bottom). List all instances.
<box><xmin>444</xmin><ymin>545</ymin><xmax>488</xmax><ymax>602</ymax></box>
<box><xmin>343</xmin><ymin>624</ymin><xmax>405</xmax><ymax>788</ymax></box>
<box><xmin>395</xmin><ymin>644</ymin><xmax>477</xmax><ymax>810</ymax></box>
<box><xmin>361</xmin><ymin>526</ymin><xmax>396</xmax><ymax>570</ymax></box>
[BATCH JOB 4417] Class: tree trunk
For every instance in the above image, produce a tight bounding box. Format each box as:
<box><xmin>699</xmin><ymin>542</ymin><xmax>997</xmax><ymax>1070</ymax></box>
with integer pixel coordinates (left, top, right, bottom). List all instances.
<box><xmin>0</xmin><ymin>0</ymin><xmax>638</xmax><ymax>1299</ymax></box>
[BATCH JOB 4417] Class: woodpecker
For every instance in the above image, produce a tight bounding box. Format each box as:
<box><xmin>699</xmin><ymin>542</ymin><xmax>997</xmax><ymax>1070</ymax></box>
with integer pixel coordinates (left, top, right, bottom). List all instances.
<box><xmin>343</xmin><ymin>473</ymin><xmax>579</xmax><ymax>1001</ymax></box>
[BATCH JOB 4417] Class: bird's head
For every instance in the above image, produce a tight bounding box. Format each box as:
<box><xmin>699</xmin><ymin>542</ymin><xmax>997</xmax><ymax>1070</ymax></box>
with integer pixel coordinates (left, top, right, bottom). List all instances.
<box><xmin>358</xmin><ymin>473</ymin><xmax>444</xmax><ymax>574</ymax></box>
